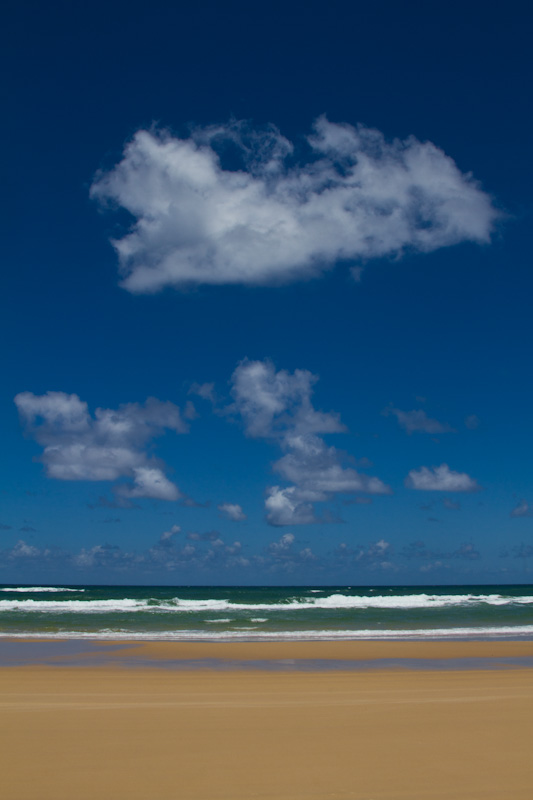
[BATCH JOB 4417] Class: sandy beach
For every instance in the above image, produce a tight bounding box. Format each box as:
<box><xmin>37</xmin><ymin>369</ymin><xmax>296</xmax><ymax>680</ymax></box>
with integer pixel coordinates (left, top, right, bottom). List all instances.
<box><xmin>1</xmin><ymin>640</ymin><xmax>533</xmax><ymax>799</ymax></box>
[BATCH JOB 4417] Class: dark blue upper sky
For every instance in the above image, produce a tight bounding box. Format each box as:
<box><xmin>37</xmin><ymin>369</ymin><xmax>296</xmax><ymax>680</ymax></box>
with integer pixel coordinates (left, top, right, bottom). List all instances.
<box><xmin>1</xmin><ymin>0</ymin><xmax>532</xmax><ymax>584</ymax></box>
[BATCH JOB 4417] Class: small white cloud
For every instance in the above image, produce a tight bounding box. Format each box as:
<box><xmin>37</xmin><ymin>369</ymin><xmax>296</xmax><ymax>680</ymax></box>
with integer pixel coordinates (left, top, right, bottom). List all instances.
<box><xmin>273</xmin><ymin>434</ymin><xmax>391</xmax><ymax>497</ymax></box>
<box><xmin>265</xmin><ymin>486</ymin><xmax>319</xmax><ymax>526</ymax></box>
<box><xmin>405</xmin><ymin>464</ymin><xmax>480</xmax><ymax>492</ymax></box>
<box><xmin>91</xmin><ymin>117</ymin><xmax>499</xmax><ymax>293</ymax></box>
<box><xmin>335</xmin><ymin>539</ymin><xmax>393</xmax><ymax>570</ymax></box>
<box><xmin>160</xmin><ymin>524</ymin><xmax>181</xmax><ymax>542</ymax></box>
<box><xmin>384</xmin><ymin>407</ymin><xmax>455</xmax><ymax>434</ymax></box>
<box><xmin>74</xmin><ymin>545</ymin><xmax>107</xmax><ymax>568</ymax></box>
<box><xmin>8</xmin><ymin>540</ymin><xmax>41</xmax><ymax>559</ymax></box>
<box><xmin>267</xmin><ymin>532</ymin><xmax>295</xmax><ymax>553</ymax></box>
<box><xmin>189</xmin><ymin>382</ymin><xmax>216</xmax><ymax>403</ymax></box>
<box><xmin>510</xmin><ymin>500</ymin><xmax>533</xmax><ymax>518</ymax></box>
<box><xmin>116</xmin><ymin>467</ymin><xmax>181</xmax><ymax>502</ymax></box>
<box><xmin>263</xmin><ymin>533</ymin><xmax>318</xmax><ymax>571</ymax></box>
<box><xmin>183</xmin><ymin>401</ymin><xmax>198</xmax><ymax>420</ymax></box>
<box><xmin>443</xmin><ymin>498</ymin><xmax>461</xmax><ymax>510</ymax></box>
<box><xmin>218</xmin><ymin>502</ymin><xmax>247</xmax><ymax>521</ymax></box>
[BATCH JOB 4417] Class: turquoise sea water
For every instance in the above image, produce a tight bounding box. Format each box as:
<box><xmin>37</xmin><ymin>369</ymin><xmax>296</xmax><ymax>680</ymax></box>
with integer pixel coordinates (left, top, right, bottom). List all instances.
<box><xmin>2</xmin><ymin>584</ymin><xmax>533</xmax><ymax>640</ymax></box>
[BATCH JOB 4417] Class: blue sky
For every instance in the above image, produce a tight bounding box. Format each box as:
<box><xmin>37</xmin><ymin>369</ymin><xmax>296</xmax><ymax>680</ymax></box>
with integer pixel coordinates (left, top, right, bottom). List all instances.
<box><xmin>1</xmin><ymin>0</ymin><xmax>533</xmax><ymax>584</ymax></box>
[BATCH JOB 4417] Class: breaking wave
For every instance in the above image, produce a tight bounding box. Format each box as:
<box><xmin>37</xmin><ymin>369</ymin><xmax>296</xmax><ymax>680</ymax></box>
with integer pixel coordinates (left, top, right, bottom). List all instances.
<box><xmin>2</xmin><ymin>625</ymin><xmax>533</xmax><ymax>641</ymax></box>
<box><xmin>0</xmin><ymin>587</ymin><xmax>85</xmax><ymax>593</ymax></box>
<box><xmin>0</xmin><ymin>592</ymin><xmax>532</xmax><ymax>614</ymax></box>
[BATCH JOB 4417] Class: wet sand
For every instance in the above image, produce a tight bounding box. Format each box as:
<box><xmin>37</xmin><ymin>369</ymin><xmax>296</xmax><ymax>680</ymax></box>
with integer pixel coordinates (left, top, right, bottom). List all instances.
<box><xmin>2</xmin><ymin>640</ymin><xmax>533</xmax><ymax>799</ymax></box>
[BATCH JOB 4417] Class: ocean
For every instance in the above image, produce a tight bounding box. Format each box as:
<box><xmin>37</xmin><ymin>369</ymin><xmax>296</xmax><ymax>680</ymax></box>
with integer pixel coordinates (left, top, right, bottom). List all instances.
<box><xmin>1</xmin><ymin>583</ymin><xmax>533</xmax><ymax>640</ymax></box>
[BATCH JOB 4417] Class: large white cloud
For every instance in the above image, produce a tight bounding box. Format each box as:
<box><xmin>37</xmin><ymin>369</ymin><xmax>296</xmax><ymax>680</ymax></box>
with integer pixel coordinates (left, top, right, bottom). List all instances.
<box><xmin>91</xmin><ymin>117</ymin><xmax>499</xmax><ymax>292</ymax></box>
<box><xmin>14</xmin><ymin>391</ymin><xmax>188</xmax><ymax>501</ymax></box>
<box><xmin>230</xmin><ymin>359</ymin><xmax>390</xmax><ymax>525</ymax></box>
<box><xmin>405</xmin><ymin>464</ymin><xmax>480</xmax><ymax>492</ymax></box>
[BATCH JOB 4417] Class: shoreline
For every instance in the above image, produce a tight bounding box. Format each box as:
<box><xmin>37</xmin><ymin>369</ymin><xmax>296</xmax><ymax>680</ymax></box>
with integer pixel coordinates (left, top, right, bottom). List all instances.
<box><xmin>3</xmin><ymin>637</ymin><xmax>533</xmax><ymax>669</ymax></box>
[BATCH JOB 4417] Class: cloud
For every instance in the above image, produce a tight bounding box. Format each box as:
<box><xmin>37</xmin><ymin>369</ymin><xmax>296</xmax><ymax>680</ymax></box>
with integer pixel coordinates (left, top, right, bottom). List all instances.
<box><xmin>465</xmin><ymin>414</ymin><xmax>481</xmax><ymax>430</ymax></box>
<box><xmin>0</xmin><ymin>527</ymin><xmax>284</xmax><ymax>575</ymax></box>
<box><xmin>91</xmin><ymin>117</ymin><xmax>499</xmax><ymax>293</ymax></box>
<box><xmin>178</xmin><ymin>496</ymin><xmax>210</xmax><ymax>509</ymax></box>
<box><xmin>73</xmin><ymin>543</ymin><xmax>133</xmax><ymax>570</ymax></box>
<box><xmin>6</xmin><ymin>540</ymin><xmax>47</xmax><ymax>560</ymax></box>
<box><xmin>115</xmin><ymin>466</ymin><xmax>181</xmax><ymax>502</ymax></box>
<box><xmin>454</xmin><ymin>543</ymin><xmax>480</xmax><ymax>560</ymax></box>
<box><xmin>265</xmin><ymin>487</ymin><xmax>319</xmax><ymax>526</ymax></box>
<box><xmin>334</xmin><ymin>539</ymin><xmax>395</xmax><ymax>571</ymax></box>
<box><xmin>15</xmin><ymin>391</ymin><xmax>189</xmax><ymax>501</ymax></box>
<box><xmin>400</xmin><ymin>540</ymin><xmax>480</xmax><ymax>563</ymax></box>
<box><xmin>88</xmin><ymin>495</ymin><xmax>141</xmax><ymax>510</ymax></box>
<box><xmin>501</xmin><ymin>543</ymin><xmax>533</xmax><ymax>560</ymax></box>
<box><xmin>0</xmin><ymin>530</ymin><xmax>250</xmax><ymax>575</ymax></box>
<box><xmin>159</xmin><ymin>524</ymin><xmax>181</xmax><ymax>542</ymax></box>
<box><xmin>0</xmin><ymin>527</ymin><xmax>486</xmax><ymax>580</ymax></box>
<box><xmin>261</xmin><ymin>532</ymin><xmax>318</xmax><ymax>573</ymax></box>
<box><xmin>405</xmin><ymin>464</ymin><xmax>480</xmax><ymax>492</ymax></box>
<box><xmin>186</xmin><ymin>530</ymin><xmax>223</xmax><ymax>542</ymax></box>
<box><xmin>266</xmin><ymin>532</ymin><xmax>295</xmax><ymax>553</ymax></box>
<box><xmin>143</xmin><ymin>528</ymin><xmax>249</xmax><ymax>572</ymax></box>
<box><xmin>443</xmin><ymin>498</ymin><xmax>461</xmax><ymax>510</ymax></box>
<box><xmin>218</xmin><ymin>502</ymin><xmax>247</xmax><ymax>521</ymax></box>
<box><xmin>510</xmin><ymin>499</ymin><xmax>533</xmax><ymax>518</ymax></box>
<box><xmin>384</xmin><ymin>407</ymin><xmax>455</xmax><ymax>434</ymax></box>
<box><xmin>182</xmin><ymin>401</ymin><xmax>198</xmax><ymax>420</ymax></box>
<box><xmin>229</xmin><ymin>358</ymin><xmax>345</xmax><ymax>439</ymax></box>
<box><xmin>230</xmin><ymin>359</ymin><xmax>390</xmax><ymax>525</ymax></box>
<box><xmin>273</xmin><ymin>434</ymin><xmax>391</xmax><ymax>495</ymax></box>
<box><xmin>189</xmin><ymin>382</ymin><xmax>216</xmax><ymax>403</ymax></box>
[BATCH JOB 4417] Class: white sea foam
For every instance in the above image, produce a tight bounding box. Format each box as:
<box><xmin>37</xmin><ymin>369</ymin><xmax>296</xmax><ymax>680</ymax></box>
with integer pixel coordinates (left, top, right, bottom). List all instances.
<box><xmin>2</xmin><ymin>625</ymin><xmax>533</xmax><ymax>641</ymax></box>
<box><xmin>0</xmin><ymin>598</ymin><xmax>143</xmax><ymax>613</ymax></box>
<box><xmin>0</xmin><ymin>587</ymin><xmax>85</xmax><ymax>593</ymax></box>
<box><xmin>0</xmin><ymin>592</ymin><xmax>531</xmax><ymax>614</ymax></box>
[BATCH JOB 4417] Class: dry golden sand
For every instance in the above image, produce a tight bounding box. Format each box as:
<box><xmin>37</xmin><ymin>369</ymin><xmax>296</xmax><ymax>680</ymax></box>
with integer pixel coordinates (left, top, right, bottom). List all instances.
<box><xmin>2</xmin><ymin>641</ymin><xmax>533</xmax><ymax>800</ymax></box>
